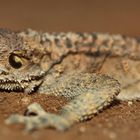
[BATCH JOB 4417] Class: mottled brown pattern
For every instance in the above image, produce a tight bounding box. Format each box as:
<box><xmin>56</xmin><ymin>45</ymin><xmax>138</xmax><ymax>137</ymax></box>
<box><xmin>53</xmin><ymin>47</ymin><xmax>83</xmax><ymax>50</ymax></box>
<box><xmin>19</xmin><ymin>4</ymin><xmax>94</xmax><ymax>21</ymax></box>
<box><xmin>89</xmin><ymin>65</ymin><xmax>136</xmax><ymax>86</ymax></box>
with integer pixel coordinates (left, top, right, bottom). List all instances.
<box><xmin>0</xmin><ymin>28</ymin><xmax>139</xmax><ymax>131</ymax></box>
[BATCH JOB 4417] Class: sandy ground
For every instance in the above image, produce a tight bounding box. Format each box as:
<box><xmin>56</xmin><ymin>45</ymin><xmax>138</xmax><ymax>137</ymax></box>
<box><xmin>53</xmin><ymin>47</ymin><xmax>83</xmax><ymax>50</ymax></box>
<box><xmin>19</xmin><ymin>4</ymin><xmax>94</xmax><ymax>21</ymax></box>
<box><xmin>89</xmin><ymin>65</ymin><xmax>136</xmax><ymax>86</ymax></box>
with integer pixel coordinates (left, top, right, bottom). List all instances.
<box><xmin>0</xmin><ymin>92</ymin><xmax>140</xmax><ymax>140</ymax></box>
<box><xmin>0</xmin><ymin>0</ymin><xmax>140</xmax><ymax>36</ymax></box>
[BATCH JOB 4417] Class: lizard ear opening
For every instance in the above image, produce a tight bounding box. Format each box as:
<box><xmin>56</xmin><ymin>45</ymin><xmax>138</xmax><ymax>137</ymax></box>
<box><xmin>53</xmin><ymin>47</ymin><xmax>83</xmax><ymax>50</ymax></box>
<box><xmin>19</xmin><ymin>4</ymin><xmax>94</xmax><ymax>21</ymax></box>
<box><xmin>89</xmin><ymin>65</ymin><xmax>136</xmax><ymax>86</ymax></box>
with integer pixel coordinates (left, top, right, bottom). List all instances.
<box><xmin>9</xmin><ymin>54</ymin><xmax>23</xmax><ymax>69</ymax></box>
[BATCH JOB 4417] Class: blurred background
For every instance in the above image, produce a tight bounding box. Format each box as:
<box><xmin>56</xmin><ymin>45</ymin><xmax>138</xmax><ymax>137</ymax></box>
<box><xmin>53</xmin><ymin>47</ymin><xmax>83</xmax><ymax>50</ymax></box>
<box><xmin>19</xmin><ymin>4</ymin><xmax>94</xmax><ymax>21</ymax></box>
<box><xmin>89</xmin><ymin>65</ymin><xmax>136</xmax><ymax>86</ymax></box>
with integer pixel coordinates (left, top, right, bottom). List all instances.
<box><xmin>0</xmin><ymin>0</ymin><xmax>140</xmax><ymax>36</ymax></box>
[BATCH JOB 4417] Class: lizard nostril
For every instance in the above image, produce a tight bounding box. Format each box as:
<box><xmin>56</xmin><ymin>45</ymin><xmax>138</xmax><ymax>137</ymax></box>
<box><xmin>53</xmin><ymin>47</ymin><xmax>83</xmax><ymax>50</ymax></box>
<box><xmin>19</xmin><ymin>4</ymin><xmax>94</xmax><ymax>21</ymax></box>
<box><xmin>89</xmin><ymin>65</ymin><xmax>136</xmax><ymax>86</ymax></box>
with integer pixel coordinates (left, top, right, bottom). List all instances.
<box><xmin>0</xmin><ymin>67</ymin><xmax>9</xmax><ymax>75</ymax></box>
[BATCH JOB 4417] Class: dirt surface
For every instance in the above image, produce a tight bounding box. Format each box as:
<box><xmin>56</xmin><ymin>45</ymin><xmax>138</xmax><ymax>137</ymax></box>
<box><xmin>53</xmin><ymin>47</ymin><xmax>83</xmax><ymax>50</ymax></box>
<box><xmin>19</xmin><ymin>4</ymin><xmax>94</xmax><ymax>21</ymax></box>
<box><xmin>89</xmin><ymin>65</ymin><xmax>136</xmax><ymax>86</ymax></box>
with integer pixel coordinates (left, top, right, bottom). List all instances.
<box><xmin>0</xmin><ymin>92</ymin><xmax>139</xmax><ymax>140</ymax></box>
<box><xmin>1</xmin><ymin>0</ymin><xmax>140</xmax><ymax>36</ymax></box>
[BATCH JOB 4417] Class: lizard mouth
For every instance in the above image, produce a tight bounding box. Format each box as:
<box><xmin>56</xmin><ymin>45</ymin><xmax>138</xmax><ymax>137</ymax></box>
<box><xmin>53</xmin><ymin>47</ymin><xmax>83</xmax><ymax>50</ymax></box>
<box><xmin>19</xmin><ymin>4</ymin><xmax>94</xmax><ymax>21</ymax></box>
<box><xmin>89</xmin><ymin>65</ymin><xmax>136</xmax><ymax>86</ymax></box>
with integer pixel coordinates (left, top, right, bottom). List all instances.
<box><xmin>0</xmin><ymin>71</ymin><xmax>45</xmax><ymax>93</ymax></box>
<box><xmin>0</xmin><ymin>81</ymin><xmax>23</xmax><ymax>91</ymax></box>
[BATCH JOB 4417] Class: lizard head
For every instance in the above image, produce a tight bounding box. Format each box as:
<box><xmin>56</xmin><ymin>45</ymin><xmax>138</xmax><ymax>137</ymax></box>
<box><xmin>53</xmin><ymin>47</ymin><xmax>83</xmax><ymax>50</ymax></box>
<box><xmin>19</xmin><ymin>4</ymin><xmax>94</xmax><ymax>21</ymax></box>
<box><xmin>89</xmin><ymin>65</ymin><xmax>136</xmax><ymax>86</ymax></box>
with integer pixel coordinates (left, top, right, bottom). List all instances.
<box><xmin>0</xmin><ymin>29</ymin><xmax>45</xmax><ymax>93</ymax></box>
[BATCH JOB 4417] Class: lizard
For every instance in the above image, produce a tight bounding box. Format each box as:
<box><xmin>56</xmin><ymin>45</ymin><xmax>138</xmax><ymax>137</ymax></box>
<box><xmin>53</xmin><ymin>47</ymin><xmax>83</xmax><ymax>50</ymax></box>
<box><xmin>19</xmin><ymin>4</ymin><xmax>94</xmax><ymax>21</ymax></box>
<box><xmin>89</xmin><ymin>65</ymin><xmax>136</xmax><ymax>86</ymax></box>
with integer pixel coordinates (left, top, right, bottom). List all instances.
<box><xmin>0</xmin><ymin>28</ymin><xmax>139</xmax><ymax>132</ymax></box>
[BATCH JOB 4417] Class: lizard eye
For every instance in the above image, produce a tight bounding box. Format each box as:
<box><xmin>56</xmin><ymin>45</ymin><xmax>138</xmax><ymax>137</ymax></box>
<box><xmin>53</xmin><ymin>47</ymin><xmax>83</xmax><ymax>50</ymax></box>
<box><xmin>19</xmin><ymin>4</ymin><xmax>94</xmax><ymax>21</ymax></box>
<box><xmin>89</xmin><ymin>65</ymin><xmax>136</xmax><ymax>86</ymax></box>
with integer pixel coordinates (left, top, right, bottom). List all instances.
<box><xmin>9</xmin><ymin>54</ymin><xmax>23</xmax><ymax>69</ymax></box>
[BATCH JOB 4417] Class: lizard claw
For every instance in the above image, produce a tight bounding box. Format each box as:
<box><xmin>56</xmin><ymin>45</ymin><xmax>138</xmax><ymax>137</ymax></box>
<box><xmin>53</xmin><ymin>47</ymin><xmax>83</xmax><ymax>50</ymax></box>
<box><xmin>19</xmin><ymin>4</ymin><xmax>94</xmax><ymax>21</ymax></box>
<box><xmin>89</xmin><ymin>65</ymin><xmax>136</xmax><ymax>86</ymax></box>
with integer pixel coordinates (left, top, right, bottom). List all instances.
<box><xmin>5</xmin><ymin>103</ymin><xmax>71</xmax><ymax>132</ymax></box>
<box><xmin>25</xmin><ymin>102</ymin><xmax>47</xmax><ymax>116</ymax></box>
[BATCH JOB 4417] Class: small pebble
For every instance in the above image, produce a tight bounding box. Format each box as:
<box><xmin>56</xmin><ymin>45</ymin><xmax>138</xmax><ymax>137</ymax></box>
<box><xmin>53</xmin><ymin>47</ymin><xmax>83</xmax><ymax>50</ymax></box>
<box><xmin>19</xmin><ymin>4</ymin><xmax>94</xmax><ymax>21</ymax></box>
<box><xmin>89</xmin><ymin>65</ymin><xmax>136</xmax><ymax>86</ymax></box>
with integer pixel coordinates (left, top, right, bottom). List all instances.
<box><xmin>21</xmin><ymin>97</ymin><xmax>31</xmax><ymax>105</ymax></box>
<box><xmin>109</xmin><ymin>131</ymin><xmax>117</xmax><ymax>139</ymax></box>
<box><xmin>0</xmin><ymin>97</ymin><xmax>6</xmax><ymax>102</ymax></box>
<box><xmin>79</xmin><ymin>126</ymin><xmax>86</xmax><ymax>133</ymax></box>
<box><xmin>128</xmin><ymin>101</ymin><xmax>133</xmax><ymax>106</ymax></box>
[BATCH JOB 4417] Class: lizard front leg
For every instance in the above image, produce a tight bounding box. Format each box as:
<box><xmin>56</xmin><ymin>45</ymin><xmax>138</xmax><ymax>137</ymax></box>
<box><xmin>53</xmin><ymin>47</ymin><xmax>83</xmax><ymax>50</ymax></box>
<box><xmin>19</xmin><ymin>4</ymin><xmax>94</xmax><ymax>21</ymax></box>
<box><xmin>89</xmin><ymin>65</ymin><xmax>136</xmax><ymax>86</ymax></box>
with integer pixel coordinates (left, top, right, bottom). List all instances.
<box><xmin>5</xmin><ymin>73</ymin><xmax>120</xmax><ymax>132</ymax></box>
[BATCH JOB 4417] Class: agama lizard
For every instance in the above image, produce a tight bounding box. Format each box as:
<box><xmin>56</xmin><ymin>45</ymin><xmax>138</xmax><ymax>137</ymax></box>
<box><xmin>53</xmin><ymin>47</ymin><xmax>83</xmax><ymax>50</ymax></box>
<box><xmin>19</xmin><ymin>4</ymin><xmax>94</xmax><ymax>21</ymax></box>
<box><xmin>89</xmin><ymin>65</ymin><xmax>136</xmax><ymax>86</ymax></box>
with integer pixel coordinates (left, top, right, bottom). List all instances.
<box><xmin>0</xmin><ymin>28</ymin><xmax>139</xmax><ymax>131</ymax></box>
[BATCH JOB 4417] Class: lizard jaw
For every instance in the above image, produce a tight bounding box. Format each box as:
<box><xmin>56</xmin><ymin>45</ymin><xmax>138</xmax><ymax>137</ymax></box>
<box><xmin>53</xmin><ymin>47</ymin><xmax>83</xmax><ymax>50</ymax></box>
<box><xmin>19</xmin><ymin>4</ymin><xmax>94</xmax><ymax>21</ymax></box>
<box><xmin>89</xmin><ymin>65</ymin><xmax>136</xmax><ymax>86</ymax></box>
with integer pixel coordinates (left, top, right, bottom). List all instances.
<box><xmin>0</xmin><ymin>81</ymin><xmax>22</xmax><ymax>91</ymax></box>
<box><xmin>0</xmin><ymin>71</ymin><xmax>45</xmax><ymax>93</ymax></box>
<box><xmin>0</xmin><ymin>79</ymin><xmax>43</xmax><ymax>93</ymax></box>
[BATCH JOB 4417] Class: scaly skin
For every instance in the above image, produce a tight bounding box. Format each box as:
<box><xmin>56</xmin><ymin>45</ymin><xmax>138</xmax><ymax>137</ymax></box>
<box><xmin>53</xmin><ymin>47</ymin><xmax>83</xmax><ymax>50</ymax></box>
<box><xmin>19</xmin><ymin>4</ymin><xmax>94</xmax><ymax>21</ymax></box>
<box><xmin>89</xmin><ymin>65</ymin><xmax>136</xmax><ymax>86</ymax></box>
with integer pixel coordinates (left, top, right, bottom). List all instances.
<box><xmin>0</xmin><ymin>28</ymin><xmax>139</xmax><ymax>131</ymax></box>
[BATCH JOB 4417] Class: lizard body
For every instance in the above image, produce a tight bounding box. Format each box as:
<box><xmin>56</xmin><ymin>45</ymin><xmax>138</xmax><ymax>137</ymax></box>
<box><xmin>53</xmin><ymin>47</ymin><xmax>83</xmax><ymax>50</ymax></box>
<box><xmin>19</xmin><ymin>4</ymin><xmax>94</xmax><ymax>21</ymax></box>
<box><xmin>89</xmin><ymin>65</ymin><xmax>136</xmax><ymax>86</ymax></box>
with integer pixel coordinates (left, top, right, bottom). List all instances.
<box><xmin>0</xmin><ymin>28</ymin><xmax>139</xmax><ymax>131</ymax></box>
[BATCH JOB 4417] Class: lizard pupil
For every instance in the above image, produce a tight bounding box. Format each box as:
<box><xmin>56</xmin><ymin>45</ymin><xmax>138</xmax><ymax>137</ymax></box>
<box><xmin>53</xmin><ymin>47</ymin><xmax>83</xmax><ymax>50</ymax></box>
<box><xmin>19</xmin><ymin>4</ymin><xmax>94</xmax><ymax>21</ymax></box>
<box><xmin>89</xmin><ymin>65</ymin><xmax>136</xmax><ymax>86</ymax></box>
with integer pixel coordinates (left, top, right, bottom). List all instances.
<box><xmin>9</xmin><ymin>54</ymin><xmax>22</xmax><ymax>69</ymax></box>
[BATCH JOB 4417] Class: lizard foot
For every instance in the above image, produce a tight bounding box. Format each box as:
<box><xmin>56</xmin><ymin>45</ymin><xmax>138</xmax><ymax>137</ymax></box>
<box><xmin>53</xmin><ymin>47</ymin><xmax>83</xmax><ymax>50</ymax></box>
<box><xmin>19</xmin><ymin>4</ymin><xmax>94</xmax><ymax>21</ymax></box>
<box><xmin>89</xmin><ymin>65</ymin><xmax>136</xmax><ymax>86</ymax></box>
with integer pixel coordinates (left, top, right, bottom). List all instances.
<box><xmin>5</xmin><ymin>103</ymin><xmax>70</xmax><ymax>132</ymax></box>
